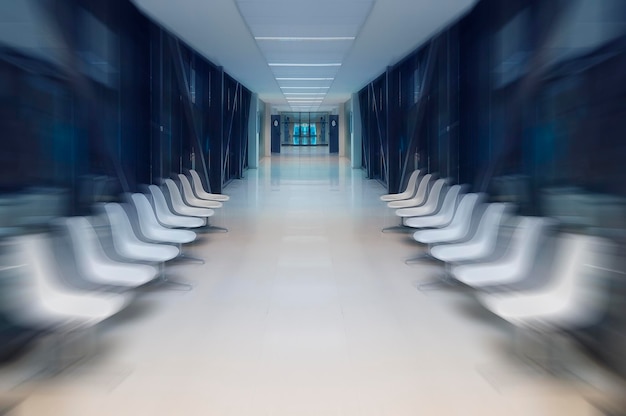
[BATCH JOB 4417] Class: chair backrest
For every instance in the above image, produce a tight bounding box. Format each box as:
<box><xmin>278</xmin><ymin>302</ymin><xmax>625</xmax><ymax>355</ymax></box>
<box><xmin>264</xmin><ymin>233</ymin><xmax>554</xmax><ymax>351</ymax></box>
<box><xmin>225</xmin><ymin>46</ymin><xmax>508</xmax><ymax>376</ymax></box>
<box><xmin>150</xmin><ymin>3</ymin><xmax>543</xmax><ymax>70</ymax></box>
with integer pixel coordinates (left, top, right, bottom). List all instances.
<box><xmin>402</xmin><ymin>170</ymin><xmax>421</xmax><ymax>196</ymax></box>
<box><xmin>543</xmin><ymin>234</ymin><xmax>611</xmax><ymax>328</ymax></box>
<box><xmin>163</xmin><ymin>179</ymin><xmax>187</xmax><ymax>209</ymax></box>
<box><xmin>189</xmin><ymin>169</ymin><xmax>210</xmax><ymax>194</ymax></box>
<box><xmin>131</xmin><ymin>193</ymin><xmax>161</xmax><ymax>233</ymax></box>
<box><xmin>148</xmin><ymin>185</ymin><xmax>172</xmax><ymax>220</ymax></box>
<box><xmin>16</xmin><ymin>234</ymin><xmax>56</xmax><ymax>292</ymax></box>
<box><xmin>64</xmin><ymin>216</ymin><xmax>108</xmax><ymax>278</ymax></box>
<box><xmin>410</xmin><ymin>173</ymin><xmax>433</xmax><ymax>206</ymax></box>
<box><xmin>177</xmin><ymin>174</ymin><xmax>197</xmax><ymax>202</ymax></box>
<box><xmin>503</xmin><ymin>217</ymin><xmax>549</xmax><ymax>276</ymax></box>
<box><xmin>469</xmin><ymin>203</ymin><xmax>510</xmax><ymax>253</ymax></box>
<box><xmin>389</xmin><ymin>174</ymin><xmax>432</xmax><ymax>208</ymax></box>
<box><xmin>436</xmin><ymin>184</ymin><xmax>463</xmax><ymax>223</ymax></box>
<box><xmin>446</xmin><ymin>193</ymin><xmax>484</xmax><ymax>237</ymax></box>
<box><xmin>422</xmin><ymin>178</ymin><xmax>447</xmax><ymax>212</ymax></box>
<box><xmin>103</xmin><ymin>203</ymin><xmax>142</xmax><ymax>254</ymax></box>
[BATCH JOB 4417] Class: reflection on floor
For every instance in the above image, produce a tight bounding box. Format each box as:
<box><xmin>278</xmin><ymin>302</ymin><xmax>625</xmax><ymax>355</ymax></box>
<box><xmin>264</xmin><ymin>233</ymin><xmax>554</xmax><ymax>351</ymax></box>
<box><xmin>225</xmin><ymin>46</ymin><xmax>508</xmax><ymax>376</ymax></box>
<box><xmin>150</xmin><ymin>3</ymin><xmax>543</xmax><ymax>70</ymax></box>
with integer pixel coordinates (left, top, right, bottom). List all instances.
<box><xmin>1</xmin><ymin>148</ymin><xmax>623</xmax><ymax>415</ymax></box>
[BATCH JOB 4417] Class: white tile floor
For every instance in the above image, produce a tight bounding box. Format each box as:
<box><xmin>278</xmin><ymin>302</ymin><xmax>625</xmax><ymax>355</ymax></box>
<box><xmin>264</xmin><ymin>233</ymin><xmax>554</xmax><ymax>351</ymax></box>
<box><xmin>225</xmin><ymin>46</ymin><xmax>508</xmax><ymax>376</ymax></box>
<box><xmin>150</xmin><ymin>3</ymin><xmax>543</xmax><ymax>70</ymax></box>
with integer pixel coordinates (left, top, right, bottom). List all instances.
<box><xmin>1</xmin><ymin>147</ymin><xmax>621</xmax><ymax>415</ymax></box>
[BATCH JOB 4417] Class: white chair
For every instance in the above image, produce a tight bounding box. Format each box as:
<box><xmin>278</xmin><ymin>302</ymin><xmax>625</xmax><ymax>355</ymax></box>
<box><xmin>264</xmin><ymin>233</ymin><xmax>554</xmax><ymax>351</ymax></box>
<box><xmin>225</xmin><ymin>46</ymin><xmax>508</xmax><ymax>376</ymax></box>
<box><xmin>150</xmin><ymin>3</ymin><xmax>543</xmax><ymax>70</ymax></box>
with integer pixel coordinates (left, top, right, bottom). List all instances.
<box><xmin>403</xmin><ymin>187</ymin><xmax>470</xmax><ymax>264</ymax></box>
<box><xmin>103</xmin><ymin>203</ymin><xmax>191</xmax><ymax>290</ymax></box>
<box><xmin>450</xmin><ymin>217</ymin><xmax>551</xmax><ymax>288</ymax></box>
<box><xmin>382</xmin><ymin>174</ymin><xmax>434</xmax><ymax>233</ymax></box>
<box><xmin>64</xmin><ymin>216</ymin><xmax>159</xmax><ymax>288</ymax></box>
<box><xmin>103</xmin><ymin>203</ymin><xmax>179</xmax><ymax>263</ymax></box>
<box><xmin>130</xmin><ymin>193</ymin><xmax>204</xmax><ymax>264</ymax></box>
<box><xmin>380</xmin><ymin>170</ymin><xmax>420</xmax><ymax>202</ymax></box>
<box><xmin>429</xmin><ymin>203</ymin><xmax>511</xmax><ymax>264</ymax></box>
<box><xmin>413</xmin><ymin>193</ymin><xmax>485</xmax><ymax>245</ymax></box>
<box><xmin>4</xmin><ymin>233</ymin><xmax>130</xmax><ymax>331</ymax></box>
<box><xmin>129</xmin><ymin>193</ymin><xmax>196</xmax><ymax>244</ymax></box>
<box><xmin>189</xmin><ymin>169</ymin><xmax>229</xmax><ymax>202</ymax></box>
<box><xmin>147</xmin><ymin>185</ymin><xmax>205</xmax><ymax>229</ymax></box>
<box><xmin>404</xmin><ymin>184</ymin><xmax>465</xmax><ymax>229</ymax></box>
<box><xmin>177</xmin><ymin>174</ymin><xmax>222</xmax><ymax>209</ymax></box>
<box><xmin>478</xmin><ymin>233</ymin><xmax>611</xmax><ymax>331</ymax></box>
<box><xmin>395</xmin><ymin>178</ymin><xmax>448</xmax><ymax>219</ymax></box>
<box><xmin>162</xmin><ymin>179</ymin><xmax>214</xmax><ymax>220</ymax></box>
<box><xmin>387</xmin><ymin>173</ymin><xmax>433</xmax><ymax>209</ymax></box>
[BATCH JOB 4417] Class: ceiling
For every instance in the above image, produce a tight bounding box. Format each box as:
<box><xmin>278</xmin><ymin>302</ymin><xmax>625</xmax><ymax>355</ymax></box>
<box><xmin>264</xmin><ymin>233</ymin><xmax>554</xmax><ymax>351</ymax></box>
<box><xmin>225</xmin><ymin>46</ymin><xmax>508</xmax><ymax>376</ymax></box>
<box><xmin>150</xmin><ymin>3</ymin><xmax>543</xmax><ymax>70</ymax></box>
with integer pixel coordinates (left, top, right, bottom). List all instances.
<box><xmin>131</xmin><ymin>0</ymin><xmax>477</xmax><ymax>112</ymax></box>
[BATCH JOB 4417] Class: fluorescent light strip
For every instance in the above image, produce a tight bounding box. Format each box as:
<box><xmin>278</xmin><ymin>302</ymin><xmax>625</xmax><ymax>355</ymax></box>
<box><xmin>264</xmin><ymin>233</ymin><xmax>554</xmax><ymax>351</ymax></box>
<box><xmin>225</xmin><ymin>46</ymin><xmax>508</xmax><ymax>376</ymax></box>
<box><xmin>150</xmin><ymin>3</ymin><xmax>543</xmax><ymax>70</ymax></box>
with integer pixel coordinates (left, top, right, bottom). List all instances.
<box><xmin>280</xmin><ymin>87</ymin><xmax>330</xmax><ymax>89</ymax></box>
<box><xmin>284</xmin><ymin>93</ymin><xmax>327</xmax><ymax>95</ymax></box>
<box><xmin>269</xmin><ymin>63</ymin><xmax>341</xmax><ymax>67</ymax></box>
<box><xmin>255</xmin><ymin>36</ymin><xmax>355</xmax><ymax>41</ymax></box>
<box><xmin>276</xmin><ymin>78</ymin><xmax>334</xmax><ymax>81</ymax></box>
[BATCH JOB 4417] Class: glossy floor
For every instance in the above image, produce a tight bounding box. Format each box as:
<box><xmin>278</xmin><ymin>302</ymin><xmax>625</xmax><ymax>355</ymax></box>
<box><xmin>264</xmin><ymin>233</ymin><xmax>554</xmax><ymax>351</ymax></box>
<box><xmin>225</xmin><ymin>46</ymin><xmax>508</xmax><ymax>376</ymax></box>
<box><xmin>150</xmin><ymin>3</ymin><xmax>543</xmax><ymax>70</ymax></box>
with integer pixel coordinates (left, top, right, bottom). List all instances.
<box><xmin>1</xmin><ymin>148</ymin><xmax>620</xmax><ymax>415</ymax></box>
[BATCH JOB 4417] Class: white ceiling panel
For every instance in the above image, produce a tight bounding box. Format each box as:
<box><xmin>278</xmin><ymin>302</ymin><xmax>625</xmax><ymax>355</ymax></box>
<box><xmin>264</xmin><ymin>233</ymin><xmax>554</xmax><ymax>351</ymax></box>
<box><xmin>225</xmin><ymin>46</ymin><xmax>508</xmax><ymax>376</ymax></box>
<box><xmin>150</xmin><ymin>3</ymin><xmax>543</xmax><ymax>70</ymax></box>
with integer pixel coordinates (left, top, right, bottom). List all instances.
<box><xmin>257</xmin><ymin>39</ymin><xmax>353</xmax><ymax>63</ymax></box>
<box><xmin>269</xmin><ymin>67</ymin><xmax>340</xmax><ymax>79</ymax></box>
<box><xmin>132</xmin><ymin>0</ymin><xmax>478</xmax><ymax>110</ymax></box>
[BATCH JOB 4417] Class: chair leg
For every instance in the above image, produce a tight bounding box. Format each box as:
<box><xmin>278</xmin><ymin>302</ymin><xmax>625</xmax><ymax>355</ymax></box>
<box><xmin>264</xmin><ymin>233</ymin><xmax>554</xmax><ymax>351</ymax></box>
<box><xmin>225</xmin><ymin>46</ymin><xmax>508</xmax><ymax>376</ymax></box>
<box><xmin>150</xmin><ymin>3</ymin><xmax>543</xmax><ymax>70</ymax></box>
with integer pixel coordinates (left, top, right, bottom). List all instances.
<box><xmin>405</xmin><ymin>245</ymin><xmax>433</xmax><ymax>264</ymax></box>
<box><xmin>173</xmin><ymin>244</ymin><xmax>205</xmax><ymax>264</ymax></box>
<box><xmin>381</xmin><ymin>219</ymin><xmax>409</xmax><ymax>233</ymax></box>
<box><xmin>149</xmin><ymin>263</ymin><xmax>193</xmax><ymax>291</ymax></box>
<box><xmin>416</xmin><ymin>275</ymin><xmax>454</xmax><ymax>291</ymax></box>
<box><xmin>203</xmin><ymin>225</ymin><xmax>228</xmax><ymax>233</ymax></box>
<box><xmin>197</xmin><ymin>218</ymin><xmax>228</xmax><ymax>233</ymax></box>
<box><xmin>177</xmin><ymin>252</ymin><xmax>205</xmax><ymax>264</ymax></box>
<box><xmin>158</xmin><ymin>277</ymin><xmax>193</xmax><ymax>291</ymax></box>
<box><xmin>416</xmin><ymin>265</ymin><xmax>456</xmax><ymax>291</ymax></box>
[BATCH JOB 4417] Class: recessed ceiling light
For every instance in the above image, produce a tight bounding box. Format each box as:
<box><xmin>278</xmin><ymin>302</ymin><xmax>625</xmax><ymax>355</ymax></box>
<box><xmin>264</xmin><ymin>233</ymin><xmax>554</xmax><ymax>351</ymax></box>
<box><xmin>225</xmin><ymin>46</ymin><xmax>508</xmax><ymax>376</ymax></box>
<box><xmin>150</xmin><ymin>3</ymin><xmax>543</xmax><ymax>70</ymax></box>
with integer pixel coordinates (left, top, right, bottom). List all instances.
<box><xmin>269</xmin><ymin>63</ymin><xmax>341</xmax><ymax>67</ymax></box>
<box><xmin>255</xmin><ymin>37</ymin><xmax>355</xmax><ymax>41</ymax></box>
<box><xmin>284</xmin><ymin>93</ymin><xmax>326</xmax><ymax>95</ymax></box>
<box><xmin>280</xmin><ymin>86</ymin><xmax>330</xmax><ymax>89</ymax></box>
<box><xmin>276</xmin><ymin>78</ymin><xmax>334</xmax><ymax>81</ymax></box>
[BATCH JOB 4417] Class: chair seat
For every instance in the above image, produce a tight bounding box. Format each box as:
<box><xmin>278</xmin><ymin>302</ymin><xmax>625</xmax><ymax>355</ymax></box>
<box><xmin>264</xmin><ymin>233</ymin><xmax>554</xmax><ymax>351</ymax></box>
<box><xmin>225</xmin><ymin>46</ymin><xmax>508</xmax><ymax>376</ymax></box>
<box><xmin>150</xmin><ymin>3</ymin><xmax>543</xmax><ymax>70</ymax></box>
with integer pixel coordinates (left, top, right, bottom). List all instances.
<box><xmin>148</xmin><ymin>185</ymin><xmax>205</xmax><ymax>228</ymax></box>
<box><xmin>8</xmin><ymin>233</ymin><xmax>130</xmax><ymax>331</ymax></box>
<box><xmin>477</xmin><ymin>234</ymin><xmax>609</xmax><ymax>331</ymax></box>
<box><xmin>430</xmin><ymin>240</ymin><xmax>491</xmax><ymax>263</ymax></box>
<box><xmin>144</xmin><ymin>227</ymin><xmax>196</xmax><ymax>244</ymax></box>
<box><xmin>405</xmin><ymin>214</ymin><xmax>449</xmax><ymax>228</ymax></box>
<box><xmin>381</xmin><ymin>170</ymin><xmax>420</xmax><ymax>202</ymax></box>
<box><xmin>452</xmin><ymin>262</ymin><xmax>522</xmax><ymax>287</ymax></box>
<box><xmin>163</xmin><ymin>179</ymin><xmax>214</xmax><ymax>218</ymax></box>
<box><xmin>86</xmin><ymin>260</ymin><xmax>158</xmax><ymax>287</ymax></box>
<box><xmin>450</xmin><ymin>217</ymin><xmax>550</xmax><ymax>288</ymax></box>
<box><xmin>118</xmin><ymin>239</ymin><xmax>179</xmax><ymax>262</ymax></box>
<box><xmin>395</xmin><ymin>178</ymin><xmax>446</xmax><ymax>218</ymax></box>
<box><xmin>40</xmin><ymin>290</ymin><xmax>131</xmax><ymax>327</ymax></box>
<box><xmin>189</xmin><ymin>170</ymin><xmax>230</xmax><ymax>201</ymax></box>
<box><xmin>104</xmin><ymin>203</ymin><xmax>180</xmax><ymax>263</ymax></box>
<box><xmin>413</xmin><ymin>194</ymin><xmax>483</xmax><ymax>245</ymax></box>
<box><xmin>130</xmin><ymin>193</ymin><xmax>197</xmax><ymax>243</ymax></box>
<box><xmin>65</xmin><ymin>216</ymin><xmax>159</xmax><ymax>287</ymax></box>
<box><xmin>178</xmin><ymin>174</ymin><xmax>222</xmax><ymax>208</ymax></box>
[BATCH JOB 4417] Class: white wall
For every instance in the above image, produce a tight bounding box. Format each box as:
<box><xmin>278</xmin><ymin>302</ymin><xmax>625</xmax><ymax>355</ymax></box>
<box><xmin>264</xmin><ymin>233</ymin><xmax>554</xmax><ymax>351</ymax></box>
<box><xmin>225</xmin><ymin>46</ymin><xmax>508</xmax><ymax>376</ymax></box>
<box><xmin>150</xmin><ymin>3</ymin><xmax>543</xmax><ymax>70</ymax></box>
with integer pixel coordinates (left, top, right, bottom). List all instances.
<box><xmin>350</xmin><ymin>93</ymin><xmax>362</xmax><ymax>169</ymax></box>
<box><xmin>263</xmin><ymin>102</ymin><xmax>272</xmax><ymax>157</ymax></box>
<box><xmin>338</xmin><ymin>104</ymin><xmax>346</xmax><ymax>157</ymax></box>
<box><xmin>247</xmin><ymin>93</ymin><xmax>259</xmax><ymax>169</ymax></box>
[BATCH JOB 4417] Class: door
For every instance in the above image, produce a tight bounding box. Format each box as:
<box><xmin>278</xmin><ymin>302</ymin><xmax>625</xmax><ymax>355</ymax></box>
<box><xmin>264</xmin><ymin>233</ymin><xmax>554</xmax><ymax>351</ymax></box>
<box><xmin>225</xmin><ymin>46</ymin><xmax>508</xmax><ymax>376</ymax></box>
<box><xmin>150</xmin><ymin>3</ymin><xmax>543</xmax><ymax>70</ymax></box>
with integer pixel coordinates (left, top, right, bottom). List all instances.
<box><xmin>329</xmin><ymin>115</ymin><xmax>339</xmax><ymax>153</ymax></box>
<box><xmin>271</xmin><ymin>115</ymin><xmax>281</xmax><ymax>153</ymax></box>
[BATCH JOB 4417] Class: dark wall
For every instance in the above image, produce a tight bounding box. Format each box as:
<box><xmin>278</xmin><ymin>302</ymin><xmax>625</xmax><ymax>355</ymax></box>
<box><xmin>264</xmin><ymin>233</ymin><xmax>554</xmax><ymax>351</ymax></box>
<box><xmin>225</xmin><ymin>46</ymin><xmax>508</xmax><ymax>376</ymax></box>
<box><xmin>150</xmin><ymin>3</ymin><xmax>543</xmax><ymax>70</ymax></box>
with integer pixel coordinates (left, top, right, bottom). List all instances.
<box><xmin>0</xmin><ymin>0</ymin><xmax>251</xmax><ymax>210</ymax></box>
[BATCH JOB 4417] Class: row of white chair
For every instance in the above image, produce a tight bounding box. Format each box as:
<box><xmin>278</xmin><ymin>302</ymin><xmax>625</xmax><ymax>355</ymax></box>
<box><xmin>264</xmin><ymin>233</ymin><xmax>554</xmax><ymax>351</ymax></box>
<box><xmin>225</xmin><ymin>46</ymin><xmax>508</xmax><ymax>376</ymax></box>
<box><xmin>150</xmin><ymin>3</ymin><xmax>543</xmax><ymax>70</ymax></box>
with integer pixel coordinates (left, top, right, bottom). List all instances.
<box><xmin>380</xmin><ymin>170</ymin><xmax>613</xmax><ymax>343</ymax></box>
<box><xmin>0</xmin><ymin>169</ymin><xmax>230</xmax><ymax>361</ymax></box>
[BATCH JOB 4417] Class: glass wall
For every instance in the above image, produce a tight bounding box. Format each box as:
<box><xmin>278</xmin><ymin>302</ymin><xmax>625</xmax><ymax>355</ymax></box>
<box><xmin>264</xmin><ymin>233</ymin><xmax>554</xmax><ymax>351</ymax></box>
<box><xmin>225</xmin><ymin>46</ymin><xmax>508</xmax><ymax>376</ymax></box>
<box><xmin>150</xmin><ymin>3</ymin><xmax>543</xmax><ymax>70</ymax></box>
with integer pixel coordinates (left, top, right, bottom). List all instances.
<box><xmin>280</xmin><ymin>112</ymin><xmax>329</xmax><ymax>146</ymax></box>
<box><xmin>357</xmin><ymin>0</ymin><xmax>626</xmax><ymax>377</ymax></box>
<box><xmin>0</xmin><ymin>0</ymin><xmax>251</xmax><ymax>212</ymax></box>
